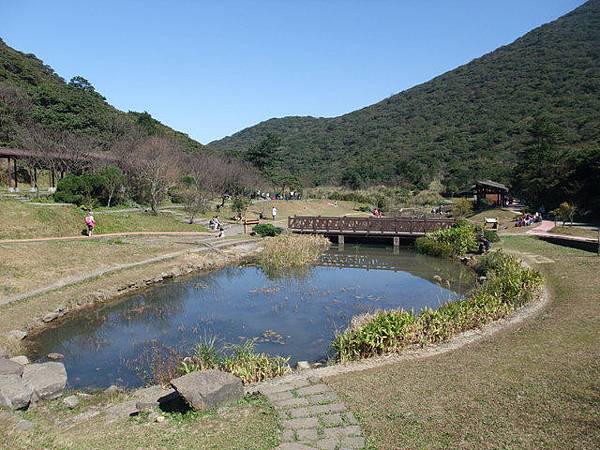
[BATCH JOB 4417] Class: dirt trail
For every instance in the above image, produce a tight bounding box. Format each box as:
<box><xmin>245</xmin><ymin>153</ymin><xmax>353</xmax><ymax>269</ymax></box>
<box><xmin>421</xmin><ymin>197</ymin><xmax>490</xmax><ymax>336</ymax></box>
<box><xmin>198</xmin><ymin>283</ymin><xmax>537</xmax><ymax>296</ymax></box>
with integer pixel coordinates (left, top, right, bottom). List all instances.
<box><xmin>0</xmin><ymin>237</ymin><xmax>256</xmax><ymax>307</ymax></box>
<box><xmin>0</xmin><ymin>231</ymin><xmax>213</xmax><ymax>245</ymax></box>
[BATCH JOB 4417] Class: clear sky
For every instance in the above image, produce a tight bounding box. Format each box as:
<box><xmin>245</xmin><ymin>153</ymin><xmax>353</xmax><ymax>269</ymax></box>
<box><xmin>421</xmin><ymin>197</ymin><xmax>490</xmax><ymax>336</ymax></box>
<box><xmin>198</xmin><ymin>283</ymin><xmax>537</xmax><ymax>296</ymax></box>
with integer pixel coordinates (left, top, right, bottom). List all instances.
<box><xmin>1</xmin><ymin>0</ymin><xmax>587</xmax><ymax>143</ymax></box>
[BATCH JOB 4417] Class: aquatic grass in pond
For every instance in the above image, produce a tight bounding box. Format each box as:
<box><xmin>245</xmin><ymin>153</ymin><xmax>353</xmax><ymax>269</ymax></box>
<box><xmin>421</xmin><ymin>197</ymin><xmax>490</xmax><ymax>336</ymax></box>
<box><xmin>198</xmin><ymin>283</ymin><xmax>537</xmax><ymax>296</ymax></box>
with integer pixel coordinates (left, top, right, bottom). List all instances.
<box><xmin>258</xmin><ymin>234</ymin><xmax>330</xmax><ymax>275</ymax></box>
<box><xmin>333</xmin><ymin>250</ymin><xmax>543</xmax><ymax>361</ymax></box>
<box><xmin>180</xmin><ymin>339</ymin><xmax>291</xmax><ymax>384</ymax></box>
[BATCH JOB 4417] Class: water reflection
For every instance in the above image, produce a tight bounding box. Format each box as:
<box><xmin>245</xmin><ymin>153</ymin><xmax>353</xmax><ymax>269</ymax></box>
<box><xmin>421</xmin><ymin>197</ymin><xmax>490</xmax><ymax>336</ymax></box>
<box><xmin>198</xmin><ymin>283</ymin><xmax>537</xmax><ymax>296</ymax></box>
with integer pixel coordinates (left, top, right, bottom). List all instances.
<box><xmin>28</xmin><ymin>244</ymin><xmax>474</xmax><ymax>389</ymax></box>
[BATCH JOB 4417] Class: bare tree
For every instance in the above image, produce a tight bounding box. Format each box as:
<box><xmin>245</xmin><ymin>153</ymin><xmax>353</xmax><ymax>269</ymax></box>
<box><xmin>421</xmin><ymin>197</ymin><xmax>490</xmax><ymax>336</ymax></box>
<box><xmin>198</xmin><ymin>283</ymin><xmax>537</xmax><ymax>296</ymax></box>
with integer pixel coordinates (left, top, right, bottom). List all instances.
<box><xmin>126</xmin><ymin>136</ymin><xmax>183</xmax><ymax>213</ymax></box>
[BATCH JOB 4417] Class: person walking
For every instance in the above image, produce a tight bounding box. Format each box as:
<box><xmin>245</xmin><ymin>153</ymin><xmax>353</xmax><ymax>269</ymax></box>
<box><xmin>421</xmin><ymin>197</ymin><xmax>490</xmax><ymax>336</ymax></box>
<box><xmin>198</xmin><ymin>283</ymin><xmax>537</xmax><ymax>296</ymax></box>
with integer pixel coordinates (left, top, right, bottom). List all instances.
<box><xmin>272</xmin><ymin>206</ymin><xmax>278</xmax><ymax>221</ymax></box>
<box><xmin>85</xmin><ymin>211</ymin><xmax>96</xmax><ymax>237</ymax></box>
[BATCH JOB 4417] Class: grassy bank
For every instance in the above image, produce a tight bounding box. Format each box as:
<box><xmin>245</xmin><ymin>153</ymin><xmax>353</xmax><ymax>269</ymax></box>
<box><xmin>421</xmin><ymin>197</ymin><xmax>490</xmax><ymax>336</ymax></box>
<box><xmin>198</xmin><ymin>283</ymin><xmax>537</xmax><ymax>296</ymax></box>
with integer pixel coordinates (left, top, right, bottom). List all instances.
<box><xmin>550</xmin><ymin>225</ymin><xmax>599</xmax><ymax>240</ymax></box>
<box><xmin>333</xmin><ymin>250</ymin><xmax>542</xmax><ymax>361</ymax></box>
<box><xmin>327</xmin><ymin>236</ymin><xmax>600</xmax><ymax>449</ymax></box>
<box><xmin>1</xmin><ymin>392</ymin><xmax>279</xmax><ymax>450</ymax></box>
<box><xmin>0</xmin><ymin>200</ymin><xmax>206</xmax><ymax>239</ymax></box>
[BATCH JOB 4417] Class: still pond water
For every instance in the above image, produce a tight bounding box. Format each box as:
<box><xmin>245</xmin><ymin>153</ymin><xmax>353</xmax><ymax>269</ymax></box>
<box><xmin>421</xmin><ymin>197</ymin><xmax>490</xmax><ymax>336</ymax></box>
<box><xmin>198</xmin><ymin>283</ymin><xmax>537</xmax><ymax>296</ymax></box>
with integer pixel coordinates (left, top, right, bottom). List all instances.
<box><xmin>28</xmin><ymin>244</ymin><xmax>474</xmax><ymax>389</ymax></box>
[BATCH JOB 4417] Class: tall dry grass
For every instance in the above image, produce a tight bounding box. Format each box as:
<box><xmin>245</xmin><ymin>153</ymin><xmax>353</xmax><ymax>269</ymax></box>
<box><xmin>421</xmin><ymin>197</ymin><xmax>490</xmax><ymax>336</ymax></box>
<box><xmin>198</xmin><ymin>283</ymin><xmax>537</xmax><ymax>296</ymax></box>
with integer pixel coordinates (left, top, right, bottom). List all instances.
<box><xmin>257</xmin><ymin>233</ymin><xmax>330</xmax><ymax>274</ymax></box>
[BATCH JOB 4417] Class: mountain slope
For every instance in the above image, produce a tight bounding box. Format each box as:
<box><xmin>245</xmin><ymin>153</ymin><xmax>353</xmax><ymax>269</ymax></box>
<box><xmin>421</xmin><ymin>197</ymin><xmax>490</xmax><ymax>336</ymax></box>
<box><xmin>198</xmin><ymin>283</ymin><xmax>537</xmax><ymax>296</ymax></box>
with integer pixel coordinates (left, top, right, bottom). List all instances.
<box><xmin>208</xmin><ymin>0</ymin><xmax>600</xmax><ymax>190</ymax></box>
<box><xmin>0</xmin><ymin>38</ymin><xmax>202</xmax><ymax>152</ymax></box>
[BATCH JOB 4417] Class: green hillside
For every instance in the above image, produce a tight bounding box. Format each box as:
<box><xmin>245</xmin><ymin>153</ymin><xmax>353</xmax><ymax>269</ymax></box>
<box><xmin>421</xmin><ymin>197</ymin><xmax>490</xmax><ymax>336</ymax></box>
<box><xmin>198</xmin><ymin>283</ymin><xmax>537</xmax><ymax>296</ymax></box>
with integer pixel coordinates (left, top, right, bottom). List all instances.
<box><xmin>0</xmin><ymin>38</ymin><xmax>202</xmax><ymax>151</ymax></box>
<box><xmin>208</xmin><ymin>0</ymin><xmax>600</xmax><ymax>191</ymax></box>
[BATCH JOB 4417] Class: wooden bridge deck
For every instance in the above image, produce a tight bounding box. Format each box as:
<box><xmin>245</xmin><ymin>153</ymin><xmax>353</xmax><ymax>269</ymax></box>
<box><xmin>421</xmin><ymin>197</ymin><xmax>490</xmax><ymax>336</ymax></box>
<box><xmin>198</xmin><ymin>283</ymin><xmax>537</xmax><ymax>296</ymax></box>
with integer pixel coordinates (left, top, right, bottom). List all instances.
<box><xmin>288</xmin><ymin>215</ymin><xmax>455</xmax><ymax>238</ymax></box>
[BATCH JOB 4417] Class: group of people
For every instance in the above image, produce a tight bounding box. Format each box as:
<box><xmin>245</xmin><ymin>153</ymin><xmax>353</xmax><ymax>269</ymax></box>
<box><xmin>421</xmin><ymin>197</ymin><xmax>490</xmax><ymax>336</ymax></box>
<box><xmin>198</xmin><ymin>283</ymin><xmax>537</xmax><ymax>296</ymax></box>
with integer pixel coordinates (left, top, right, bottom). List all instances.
<box><xmin>515</xmin><ymin>212</ymin><xmax>542</xmax><ymax>227</ymax></box>
<box><xmin>255</xmin><ymin>190</ymin><xmax>301</xmax><ymax>201</ymax></box>
<box><xmin>209</xmin><ymin>216</ymin><xmax>225</xmax><ymax>238</ymax></box>
<box><xmin>372</xmin><ymin>208</ymin><xmax>384</xmax><ymax>218</ymax></box>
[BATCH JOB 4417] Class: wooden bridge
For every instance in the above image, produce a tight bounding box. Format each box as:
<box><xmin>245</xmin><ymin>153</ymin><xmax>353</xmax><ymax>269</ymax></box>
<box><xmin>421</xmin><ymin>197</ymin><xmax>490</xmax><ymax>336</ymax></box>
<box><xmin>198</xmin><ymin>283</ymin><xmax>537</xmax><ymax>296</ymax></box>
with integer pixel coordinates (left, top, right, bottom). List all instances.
<box><xmin>288</xmin><ymin>215</ymin><xmax>455</xmax><ymax>246</ymax></box>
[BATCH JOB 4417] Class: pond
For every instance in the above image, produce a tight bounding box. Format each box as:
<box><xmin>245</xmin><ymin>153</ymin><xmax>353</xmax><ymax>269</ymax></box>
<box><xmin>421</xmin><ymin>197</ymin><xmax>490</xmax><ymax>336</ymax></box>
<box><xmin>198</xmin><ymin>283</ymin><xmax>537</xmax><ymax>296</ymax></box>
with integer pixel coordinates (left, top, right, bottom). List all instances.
<box><xmin>27</xmin><ymin>244</ymin><xmax>475</xmax><ymax>389</ymax></box>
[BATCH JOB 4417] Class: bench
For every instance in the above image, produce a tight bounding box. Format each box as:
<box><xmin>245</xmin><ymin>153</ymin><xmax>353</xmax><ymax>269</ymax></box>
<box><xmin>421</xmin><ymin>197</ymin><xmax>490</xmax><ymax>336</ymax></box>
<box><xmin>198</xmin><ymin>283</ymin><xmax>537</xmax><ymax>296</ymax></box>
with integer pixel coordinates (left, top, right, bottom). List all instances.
<box><xmin>243</xmin><ymin>218</ymin><xmax>260</xmax><ymax>234</ymax></box>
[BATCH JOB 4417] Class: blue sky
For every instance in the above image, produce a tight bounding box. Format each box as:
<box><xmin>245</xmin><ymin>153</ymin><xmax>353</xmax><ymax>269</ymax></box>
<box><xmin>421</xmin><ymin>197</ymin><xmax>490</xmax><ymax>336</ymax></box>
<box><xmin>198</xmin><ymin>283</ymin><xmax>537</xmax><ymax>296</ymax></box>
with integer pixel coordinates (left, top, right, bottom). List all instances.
<box><xmin>1</xmin><ymin>0</ymin><xmax>587</xmax><ymax>143</ymax></box>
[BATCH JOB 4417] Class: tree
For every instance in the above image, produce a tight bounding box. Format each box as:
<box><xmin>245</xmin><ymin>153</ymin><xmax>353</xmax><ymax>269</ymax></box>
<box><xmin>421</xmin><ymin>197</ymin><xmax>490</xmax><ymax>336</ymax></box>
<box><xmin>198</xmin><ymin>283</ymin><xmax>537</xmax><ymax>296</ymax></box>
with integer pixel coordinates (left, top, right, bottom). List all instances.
<box><xmin>245</xmin><ymin>133</ymin><xmax>281</xmax><ymax>171</ymax></box>
<box><xmin>553</xmin><ymin>202</ymin><xmax>577</xmax><ymax>226</ymax></box>
<box><xmin>100</xmin><ymin>166</ymin><xmax>125</xmax><ymax>207</ymax></box>
<box><xmin>231</xmin><ymin>196</ymin><xmax>250</xmax><ymax>220</ymax></box>
<box><xmin>179</xmin><ymin>176</ymin><xmax>210</xmax><ymax>224</ymax></box>
<box><xmin>126</xmin><ymin>137</ymin><xmax>182</xmax><ymax>213</ymax></box>
<box><xmin>68</xmin><ymin>76</ymin><xmax>97</xmax><ymax>92</ymax></box>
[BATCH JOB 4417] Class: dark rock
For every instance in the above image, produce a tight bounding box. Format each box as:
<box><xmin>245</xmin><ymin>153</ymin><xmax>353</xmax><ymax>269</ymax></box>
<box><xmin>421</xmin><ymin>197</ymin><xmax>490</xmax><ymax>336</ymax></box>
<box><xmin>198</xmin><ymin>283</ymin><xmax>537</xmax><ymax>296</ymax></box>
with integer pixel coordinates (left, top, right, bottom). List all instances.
<box><xmin>170</xmin><ymin>370</ymin><xmax>243</xmax><ymax>410</ymax></box>
<box><xmin>0</xmin><ymin>358</ymin><xmax>24</xmax><ymax>376</ymax></box>
<box><xmin>22</xmin><ymin>362</ymin><xmax>67</xmax><ymax>401</ymax></box>
<box><xmin>0</xmin><ymin>374</ymin><xmax>33</xmax><ymax>409</ymax></box>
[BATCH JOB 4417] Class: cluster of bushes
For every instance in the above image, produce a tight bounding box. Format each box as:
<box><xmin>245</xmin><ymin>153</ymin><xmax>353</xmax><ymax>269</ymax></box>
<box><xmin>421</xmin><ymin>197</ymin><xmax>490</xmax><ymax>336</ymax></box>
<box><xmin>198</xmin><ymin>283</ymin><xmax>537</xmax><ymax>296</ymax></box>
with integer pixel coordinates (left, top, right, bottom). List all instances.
<box><xmin>54</xmin><ymin>166</ymin><xmax>125</xmax><ymax>207</ymax></box>
<box><xmin>180</xmin><ymin>338</ymin><xmax>291</xmax><ymax>384</ymax></box>
<box><xmin>415</xmin><ymin>220</ymin><xmax>478</xmax><ymax>257</ymax></box>
<box><xmin>253</xmin><ymin>223</ymin><xmax>283</xmax><ymax>237</ymax></box>
<box><xmin>332</xmin><ymin>251</ymin><xmax>543</xmax><ymax>361</ymax></box>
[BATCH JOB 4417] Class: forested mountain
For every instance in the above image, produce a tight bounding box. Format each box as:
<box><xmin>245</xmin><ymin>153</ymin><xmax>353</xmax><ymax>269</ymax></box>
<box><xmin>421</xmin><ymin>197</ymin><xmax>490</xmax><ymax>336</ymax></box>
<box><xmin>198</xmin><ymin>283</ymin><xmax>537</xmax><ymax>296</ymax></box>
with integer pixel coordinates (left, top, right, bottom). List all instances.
<box><xmin>208</xmin><ymin>0</ymin><xmax>600</xmax><ymax>191</ymax></box>
<box><xmin>0</xmin><ymin>38</ymin><xmax>202</xmax><ymax>152</ymax></box>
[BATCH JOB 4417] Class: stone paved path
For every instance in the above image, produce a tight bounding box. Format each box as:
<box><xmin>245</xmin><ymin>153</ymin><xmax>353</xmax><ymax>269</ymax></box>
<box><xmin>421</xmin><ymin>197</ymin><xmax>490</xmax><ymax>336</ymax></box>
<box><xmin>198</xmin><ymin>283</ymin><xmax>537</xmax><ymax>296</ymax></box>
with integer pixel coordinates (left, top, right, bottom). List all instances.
<box><xmin>257</xmin><ymin>375</ymin><xmax>365</xmax><ymax>450</ymax></box>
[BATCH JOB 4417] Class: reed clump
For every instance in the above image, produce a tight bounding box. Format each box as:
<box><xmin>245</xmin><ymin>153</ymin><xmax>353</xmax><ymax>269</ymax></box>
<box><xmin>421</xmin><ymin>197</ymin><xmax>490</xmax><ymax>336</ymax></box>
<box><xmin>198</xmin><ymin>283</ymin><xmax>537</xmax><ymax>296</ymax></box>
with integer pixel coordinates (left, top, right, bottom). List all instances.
<box><xmin>180</xmin><ymin>338</ymin><xmax>291</xmax><ymax>384</ymax></box>
<box><xmin>257</xmin><ymin>233</ymin><xmax>330</xmax><ymax>273</ymax></box>
<box><xmin>333</xmin><ymin>250</ymin><xmax>543</xmax><ymax>362</ymax></box>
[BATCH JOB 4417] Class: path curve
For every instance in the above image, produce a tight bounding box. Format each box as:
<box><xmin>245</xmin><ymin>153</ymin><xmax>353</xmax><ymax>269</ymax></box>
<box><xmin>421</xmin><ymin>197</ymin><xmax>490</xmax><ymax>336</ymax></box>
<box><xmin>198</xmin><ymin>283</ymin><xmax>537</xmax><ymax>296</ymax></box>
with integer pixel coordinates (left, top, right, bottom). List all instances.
<box><xmin>0</xmin><ymin>238</ymin><xmax>256</xmax><ymax>307</ymax></box>
<box><xmin>0</xmin><ymin>231</ymin><xmax>212</xmax><ymax>245</ymax></box>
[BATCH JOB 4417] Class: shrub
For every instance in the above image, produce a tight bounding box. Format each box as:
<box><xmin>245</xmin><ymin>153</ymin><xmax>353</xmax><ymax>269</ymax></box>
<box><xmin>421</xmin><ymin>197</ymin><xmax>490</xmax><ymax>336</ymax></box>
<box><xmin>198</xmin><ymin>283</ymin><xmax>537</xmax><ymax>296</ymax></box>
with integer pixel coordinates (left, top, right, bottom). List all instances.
<box><xmin>257</xmin><ymin>234</ymin><xmax>330</xmax><ymax>275</ymax></box>
<box><xmin>332</xmin><ymin>251</ymin><xmax>543</xmax><ymax>362</ymax></box>
<box><xmin>452</xmin><ymin>197</ymin><xmax>474</xmax><ymax>218</ymax></box>
<box><xmin>54</xmin><ymin>173</ymin><xmax>104</xmax><ymax>206</ymax></box>
<box><xmin>478</xmin><ymin>198</ymin><xmax>495</xmax><ymax>209</ymax></box>
<box><xmin>181</xmin><ymin>338</ymin><xmax>291</xmax><ymax>384</ymax></box>
<box><xmin>253</xmin><ymin>223</ymin><xmax>284</xmax><ymax>237</ymax></box>
<box><xmin>483</xmin><ymin>229</ymin><xmax>500</xmax><ymax>242</ymax></box>
<box><xmin>416</xmin><ymin>220</ymin><xmax>478</xmax><ymax>257</ymax></box>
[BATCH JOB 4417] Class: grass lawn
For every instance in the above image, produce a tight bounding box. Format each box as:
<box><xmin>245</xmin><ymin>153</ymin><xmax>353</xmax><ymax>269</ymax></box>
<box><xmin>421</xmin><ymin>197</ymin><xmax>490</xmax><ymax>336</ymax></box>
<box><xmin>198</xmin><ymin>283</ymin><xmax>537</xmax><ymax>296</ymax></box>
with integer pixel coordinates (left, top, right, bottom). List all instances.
<box><xmin>467</xmin><ymin>207</ymin><xmax>533</xmax><ymax>234</ymax></box>
<box><xmin>327</xmin><ymin>236</ymin><xmax>600</xmax><ymax>449</ymax></box>
<box><xmin>550</xmin><ymin>225</ymin><xmax>599</xmax><ymax>240</ymax></box>
<box><xmin>0</xmin><ymin>236</ymin><xmax>207</xmax><ymax>299</ymax></box>
<box><xmin>1</xmin><ymin>393</ymin><xmax>279</xmax><ymax>450</ymax></box>
<box><xmin>214</xmin><ymin>199</ymin><xmax>369</xmax><ymax>224</ymax></box>
<box><xmin>0</xmin><ymin>200</ymin><xmax>206</xmax><ymax>239</ymax></box>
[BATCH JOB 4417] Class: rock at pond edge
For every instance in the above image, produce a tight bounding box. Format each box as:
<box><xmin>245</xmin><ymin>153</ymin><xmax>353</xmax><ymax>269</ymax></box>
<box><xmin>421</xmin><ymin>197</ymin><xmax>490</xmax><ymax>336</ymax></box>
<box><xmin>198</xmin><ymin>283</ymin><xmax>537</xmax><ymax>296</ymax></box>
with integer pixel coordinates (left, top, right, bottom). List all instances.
<box><xmin>170</xmin><ymin>370</ymin><xmax>243</xmax><ymax>410</ymax></box>
<box><xmin>22</xmin><ymin>362</ymin><xmax>67</xmax><ymax>401</ymax></box>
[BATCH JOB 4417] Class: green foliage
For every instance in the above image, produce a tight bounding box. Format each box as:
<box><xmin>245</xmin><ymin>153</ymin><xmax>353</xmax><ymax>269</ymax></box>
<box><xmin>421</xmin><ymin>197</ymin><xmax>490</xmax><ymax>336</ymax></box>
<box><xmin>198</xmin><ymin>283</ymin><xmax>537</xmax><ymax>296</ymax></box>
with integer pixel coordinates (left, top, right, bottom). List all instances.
<box><xmin>181</xmin><ymin>339</ymin><xmax>292</xmax><ymax>384</ymax></box>
<box><xmin>452</xmin><ymin>198</ymin><xmax>474</xmax><ymax>218</ymax></box>
<box><xmin>209</xmin><ymin>1</ymin><xmax>600</xmax><ymax>191</ymax></box>
<box><xmin>483</xmin><ymin>229</ymin><xmax>500</xmax><ymax>243</ymax></box>
<box><xmin>53</xmin><ymin>167</ymin><xmax>125</xmax><ymax>207</ymax></box>
<box><xmin>231</xmin><ymin>196</ymin><xmax>251</xmax><ymax>218</ymax></box>
<box><xmin>0</xmin><ymin>39</ymin><xmax>203</xmax><ymax>151</ymax></box>
<box><xmin>252</xmin><ymin>223</ymin><xmax>283</xmax><ymax>237</ymax></box>
<box><xmin>54</xmin><ymin>173</ymin><xmax>106</xmax><ymax>206</ymax></box>
<box><xmin>333</xmin><ymin>251</ymin><xmax>543</xmax><ymax>361</ymax></box>
<box><xmin>551</xmin><ymin>202</ymin><xmax>577</xmax><ymax>225</ymax></box>
<box><xmin>415</xmin><ymin>221</ymin><xmax>478</xmax><ymax>257</ymax></box>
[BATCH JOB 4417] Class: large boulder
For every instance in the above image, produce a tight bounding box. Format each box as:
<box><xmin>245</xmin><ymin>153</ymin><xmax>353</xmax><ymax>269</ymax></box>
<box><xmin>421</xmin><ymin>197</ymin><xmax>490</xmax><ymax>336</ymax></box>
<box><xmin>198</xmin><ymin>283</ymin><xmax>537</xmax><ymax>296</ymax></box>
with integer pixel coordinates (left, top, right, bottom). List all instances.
<box><xmin>22</xmin><ymin>362</ymin><xmax>67</xmax><ymax>401</ymax></box>
<box><xmin>170</xmin><ymin>370</ymin><xmax>243</xmax><ymax>410</ymax></box>
<box><xmin>0</xmin><ymin>358</ymin><xmax>24</xmax><ymax>376</ymax></box>
<box><xmin>0</xmin><ymin>374</ymin><xmax>33</xmax><ymax>409</ymax></box>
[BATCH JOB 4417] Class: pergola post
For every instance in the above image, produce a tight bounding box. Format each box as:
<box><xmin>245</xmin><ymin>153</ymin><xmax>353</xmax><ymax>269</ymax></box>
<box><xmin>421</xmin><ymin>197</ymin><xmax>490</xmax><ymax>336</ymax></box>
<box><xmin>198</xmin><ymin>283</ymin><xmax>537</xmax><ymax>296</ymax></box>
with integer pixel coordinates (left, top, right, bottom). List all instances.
<box><xmin>13</xmin><ymin>158</ymin><xmax>18</xmax><ymax>189</ymax></box>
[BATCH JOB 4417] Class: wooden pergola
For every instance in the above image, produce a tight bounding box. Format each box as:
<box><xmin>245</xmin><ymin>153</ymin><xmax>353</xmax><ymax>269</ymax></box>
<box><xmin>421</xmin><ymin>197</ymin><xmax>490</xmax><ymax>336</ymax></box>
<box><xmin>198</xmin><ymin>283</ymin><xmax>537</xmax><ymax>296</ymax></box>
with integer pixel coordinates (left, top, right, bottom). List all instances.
<box><xmin>0</xmin><ymin>147</ymin><xmax>116</xmax><ymax>191</ymax></box>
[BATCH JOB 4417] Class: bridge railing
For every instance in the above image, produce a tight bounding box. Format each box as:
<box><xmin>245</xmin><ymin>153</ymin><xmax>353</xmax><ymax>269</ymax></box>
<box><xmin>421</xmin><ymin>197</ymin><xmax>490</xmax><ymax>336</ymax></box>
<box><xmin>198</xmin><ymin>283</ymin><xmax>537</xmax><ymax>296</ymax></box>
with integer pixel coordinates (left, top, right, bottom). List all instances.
<box><xmin>288</xmin><ymin>216</ymin><xmax>455</xmax><ymax>235</ymax></box>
